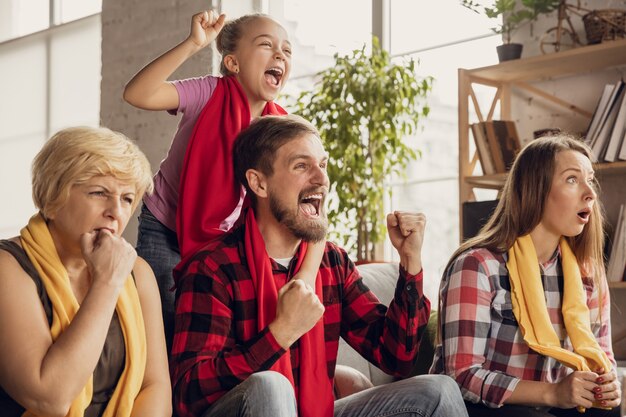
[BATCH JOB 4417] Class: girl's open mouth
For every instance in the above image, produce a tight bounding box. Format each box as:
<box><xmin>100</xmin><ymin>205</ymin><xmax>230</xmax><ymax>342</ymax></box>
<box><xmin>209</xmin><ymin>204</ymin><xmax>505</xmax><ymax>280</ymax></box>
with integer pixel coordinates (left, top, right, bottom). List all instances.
<box><xmin>265</xmin><ymin>67</ymin><xmax>283</xmax><ymax>86</ymax></box>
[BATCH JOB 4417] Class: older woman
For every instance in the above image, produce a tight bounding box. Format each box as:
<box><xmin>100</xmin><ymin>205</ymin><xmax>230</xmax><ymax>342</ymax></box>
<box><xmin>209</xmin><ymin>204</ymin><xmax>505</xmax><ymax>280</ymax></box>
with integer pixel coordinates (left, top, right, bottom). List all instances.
<box><xmin>0</xmin><ymin>127</ymin><xmax>171</xmax><ymax>417</ymax></box>
<box><xmin>431</xmin><ymin>134</ymin><xmax>621</xmax><ymax>417</ymax></box>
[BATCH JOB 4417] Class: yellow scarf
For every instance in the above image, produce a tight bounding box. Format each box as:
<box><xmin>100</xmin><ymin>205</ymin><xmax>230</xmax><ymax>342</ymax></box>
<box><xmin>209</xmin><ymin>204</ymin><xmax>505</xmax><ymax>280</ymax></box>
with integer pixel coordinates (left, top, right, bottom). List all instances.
<box><xmin>20</xmin><ymin>214</ymin><xmax>146</xmax><ymax>417</ymax></box>
<box><xmin>507</xmin><ymin>235</ymin><xmax>611</xmax><ymax>411</ymax></box>
<box><xmin>507</xmin><ymin>235</ymin><xmax>611</xmax><ymax>371</ymax></box>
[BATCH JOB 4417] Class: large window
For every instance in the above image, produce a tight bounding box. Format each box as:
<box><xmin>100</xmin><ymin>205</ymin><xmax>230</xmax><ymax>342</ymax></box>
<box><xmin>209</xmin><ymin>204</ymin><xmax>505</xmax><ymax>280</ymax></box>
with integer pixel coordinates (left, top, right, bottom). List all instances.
<box><xmin>265</xmin><ymin>0</ymin><xmax>500</xmax><ymax>300</ymax></box>
<box><xmin>388</xmin><ymin>35</ymin><xmax>500</xmax><ymax>299</ymax></box>
<box><xmin>389</xmin><ymin>2</ymin><xmax>500</xmax><ymax>298</ymax></box>
<box><xmin>0</xmin><ymin>0</ymin><xmax>499</xmax><ymax>285</ymax></box>
<box><xmin>0</xmin><ymin>3</ymin><xmax>101</xmax><ymax>238</ymax></box>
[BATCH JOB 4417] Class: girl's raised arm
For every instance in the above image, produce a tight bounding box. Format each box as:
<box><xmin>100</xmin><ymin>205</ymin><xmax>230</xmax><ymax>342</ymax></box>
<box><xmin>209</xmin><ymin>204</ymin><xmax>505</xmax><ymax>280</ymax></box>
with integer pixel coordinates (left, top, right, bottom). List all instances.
<box><xmin>293</xmin><ymin>240</ymin><xmax>325</xmax><ymax>288</ymax></box>
<box><xmin>123</xmin><ymin>10</ymin><xmax>225</xmax><ymax>111</ymax></box>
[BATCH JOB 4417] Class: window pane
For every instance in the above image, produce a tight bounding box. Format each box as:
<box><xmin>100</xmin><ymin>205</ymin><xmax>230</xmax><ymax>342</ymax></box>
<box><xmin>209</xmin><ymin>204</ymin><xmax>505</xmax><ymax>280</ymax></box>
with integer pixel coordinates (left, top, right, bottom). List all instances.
<box><xmin>273</xmin><ymin>0</ymin><xmax>372</xmax><ymax>80</ymax></box>
<box><xmin>0</xmin><ymin>35</ymin><xmax>47</xmax><ymax>141</ymax></box>
<box><xmin>388</xmin><ymin>36</ymin><xmax>501</xmax><ymax>289</ymax></box>
<box><xmin>59</xmin><ymin>0</ymin><xmax>102</xmax><ymax>23</ymax></box>
<box><xmin>50</xmin><ymin>15</ymin><xmax>101</xmax><ymax>132</ymax></box>
<box><xmin>0</xmin><ymin>0</ymin><xmax>49</xmax><ymax>42</ymax></box>
<box><xmin>390</xmin><ymin>0</ymin><xmax>495</xmax><ymax>55</ymax></box>
<box><xmin>389</xmin><ymin>178</ymin><xmax>459</xmax><ymax>301</ymax></box>
<box><xmin>0</xmin><ymin>133</ymin><xmax>43</xmax><ymax>238</ymax></box>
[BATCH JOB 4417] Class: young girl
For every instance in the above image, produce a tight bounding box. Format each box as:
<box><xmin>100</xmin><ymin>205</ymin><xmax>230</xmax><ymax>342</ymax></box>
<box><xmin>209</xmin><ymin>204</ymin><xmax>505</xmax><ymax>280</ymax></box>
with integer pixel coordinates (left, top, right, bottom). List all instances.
<box><xmin>431</xmin><ymin>134</ymin><xmax>622</xmax><ymax>416</ymax></box>
<box><xmin>124</xmin><ymin>11</ymin><xmax>322</xmax><ymax>351</ymax></box>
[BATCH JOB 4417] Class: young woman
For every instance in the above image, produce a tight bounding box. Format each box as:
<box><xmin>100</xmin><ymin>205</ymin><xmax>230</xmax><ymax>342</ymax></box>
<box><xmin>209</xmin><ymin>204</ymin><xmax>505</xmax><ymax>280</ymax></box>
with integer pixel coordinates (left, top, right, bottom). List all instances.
<box><xmin>431</xmin><ymin>134</ymin><xmax>622</xmax><ymax>416</ymax></box>
<box><xmin>0</xmin><ymin>126</ymin><xmax>171</xmax><ymax>416</ymax></box>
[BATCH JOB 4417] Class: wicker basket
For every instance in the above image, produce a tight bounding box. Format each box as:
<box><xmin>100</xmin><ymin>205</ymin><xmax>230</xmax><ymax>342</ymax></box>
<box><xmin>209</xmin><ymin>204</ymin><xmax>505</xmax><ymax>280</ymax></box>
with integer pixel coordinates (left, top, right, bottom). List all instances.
<box><xmin>583</xmin><ymin>9</ymin><xmax>626</xmax><ymax>44</ymax></box>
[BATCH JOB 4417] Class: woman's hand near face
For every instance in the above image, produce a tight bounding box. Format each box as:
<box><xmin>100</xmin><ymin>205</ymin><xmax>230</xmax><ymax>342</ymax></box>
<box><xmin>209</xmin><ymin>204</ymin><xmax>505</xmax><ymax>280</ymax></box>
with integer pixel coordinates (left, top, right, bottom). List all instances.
<box><xmin>0</xmin><ymin>236</ymin><xmax>129</xmax><ymax>415</ymax></box>
<box><xmin>81</xmin><ymin>229</ymin><xmax>136</xmax><ymax>290</ymax></box>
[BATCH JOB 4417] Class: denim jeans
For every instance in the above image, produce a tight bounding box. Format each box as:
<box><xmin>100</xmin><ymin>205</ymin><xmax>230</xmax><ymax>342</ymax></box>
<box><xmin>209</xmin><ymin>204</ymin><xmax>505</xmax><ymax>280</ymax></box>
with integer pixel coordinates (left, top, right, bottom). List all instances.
<box><xmin>136</xmin><ymin>203</ymin><xmax>180</xmax><ymax>354</ymax></box>
<box><xmin>201</xmin><ymin>373</ymin><xmax>467</xmax><ymax>417</ymax></box>
<box><xmin>334</xmin><ymin>374</ymin><xmax>468</xmax><ymax>417</ymax></box>
<box><xmin>201</xmin><ymin>371</ymin><xmax>297</xmax><ymax>417</ymax></box>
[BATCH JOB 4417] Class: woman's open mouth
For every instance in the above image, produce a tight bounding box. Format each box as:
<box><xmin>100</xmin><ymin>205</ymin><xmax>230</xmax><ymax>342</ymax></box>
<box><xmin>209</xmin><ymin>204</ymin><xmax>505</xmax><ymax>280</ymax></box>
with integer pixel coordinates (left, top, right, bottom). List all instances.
<box><xmin>577</xmin><ymin>208</ymin><xmax>591</xmax><ymax>223</ymax></box>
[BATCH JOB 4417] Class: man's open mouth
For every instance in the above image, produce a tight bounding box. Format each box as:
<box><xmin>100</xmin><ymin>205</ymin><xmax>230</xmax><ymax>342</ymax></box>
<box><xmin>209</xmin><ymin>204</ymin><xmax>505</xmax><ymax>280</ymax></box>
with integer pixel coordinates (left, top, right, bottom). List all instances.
<box><xmin>265</xmin><ymin>67</ymin><xmax>283</xmax><ymax>86</ymax></box>
<box><xmin>299</xmin><ymin>192</ymin><xmax>323</xmax><ymax>217</ymax></box>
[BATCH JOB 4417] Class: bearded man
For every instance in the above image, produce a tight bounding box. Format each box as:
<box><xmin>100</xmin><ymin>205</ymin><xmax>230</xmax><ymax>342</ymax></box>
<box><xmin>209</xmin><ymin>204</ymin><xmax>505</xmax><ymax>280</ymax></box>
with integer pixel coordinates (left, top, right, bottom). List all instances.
<box><xmin>170</xmin><ymin>115</ymin><xmax>467</xmax><ymax>417</ymax></box>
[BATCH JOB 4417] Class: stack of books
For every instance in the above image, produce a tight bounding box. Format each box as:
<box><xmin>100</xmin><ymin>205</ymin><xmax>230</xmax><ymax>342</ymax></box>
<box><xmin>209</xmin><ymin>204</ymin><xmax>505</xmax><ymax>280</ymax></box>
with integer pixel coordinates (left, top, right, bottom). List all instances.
<box><xmin>470</xmin><ymin>120</ymin><xmax>522</xmax><ymax>175</ymax></box>
<box><xmin>585</xmin><ymin>80</ymin><xmax>626</xmax><ymax>162</ymax></box>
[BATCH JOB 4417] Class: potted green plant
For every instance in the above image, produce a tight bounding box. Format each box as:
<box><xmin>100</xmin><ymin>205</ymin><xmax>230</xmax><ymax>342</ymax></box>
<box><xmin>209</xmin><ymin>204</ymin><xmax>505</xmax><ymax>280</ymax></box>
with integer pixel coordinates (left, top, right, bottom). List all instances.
<box><xmin>462</xmin><ymin>0</ymin><xmax>561</xmax><ymax>61</ymax></box>
<box><xmin>293</xmin><ymin>37</ymin><xmax>433</xmax><ymax>262</ymax></box>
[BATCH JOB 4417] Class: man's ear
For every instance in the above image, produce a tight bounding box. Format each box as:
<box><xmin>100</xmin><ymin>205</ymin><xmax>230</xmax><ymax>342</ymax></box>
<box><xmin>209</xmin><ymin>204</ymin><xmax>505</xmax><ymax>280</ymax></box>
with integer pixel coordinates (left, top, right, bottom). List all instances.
<box><xmin>246</xmin><ymin>169</ymin><xmax>268</xmax><ymax>198</ymax></box>
<box><xmin>223</xmin><ymin>54</ymin><xmax>239</xmax><ymax>74</ymax></box>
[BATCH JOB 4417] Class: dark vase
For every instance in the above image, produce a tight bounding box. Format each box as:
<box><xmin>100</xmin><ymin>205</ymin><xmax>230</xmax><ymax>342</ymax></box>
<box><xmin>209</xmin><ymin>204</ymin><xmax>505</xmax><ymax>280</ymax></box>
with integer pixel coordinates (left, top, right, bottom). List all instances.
<box><xmin>496</xmin><ymin>43</ymin><xmax>523</xmax><ymax>62</ymax></box>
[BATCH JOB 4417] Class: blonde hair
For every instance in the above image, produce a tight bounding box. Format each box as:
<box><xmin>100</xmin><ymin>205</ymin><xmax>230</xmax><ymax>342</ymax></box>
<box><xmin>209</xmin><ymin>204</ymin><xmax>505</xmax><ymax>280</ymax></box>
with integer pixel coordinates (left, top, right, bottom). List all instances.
<box><xmin>450</xmin><ymin>133</ymin><xmax>605</xmax><ymax>280</ymax></box>
<box><xmin>32</xmin><ymin>126</ymin><xmax>153</xmax><ymax>218</ymax></box>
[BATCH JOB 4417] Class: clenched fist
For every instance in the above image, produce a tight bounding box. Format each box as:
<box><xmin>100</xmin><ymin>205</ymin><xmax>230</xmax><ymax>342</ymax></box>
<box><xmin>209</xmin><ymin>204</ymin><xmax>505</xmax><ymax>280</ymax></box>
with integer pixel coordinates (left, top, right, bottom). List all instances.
<box><xmin>387</xmin><ymin>211</ymin><xmax>426</xmax><ymax>275</ymax></box>
<box><xmin>269</xmin><ymin>279</ymin><xmax>325</xmax><ymax>349</ymax></box>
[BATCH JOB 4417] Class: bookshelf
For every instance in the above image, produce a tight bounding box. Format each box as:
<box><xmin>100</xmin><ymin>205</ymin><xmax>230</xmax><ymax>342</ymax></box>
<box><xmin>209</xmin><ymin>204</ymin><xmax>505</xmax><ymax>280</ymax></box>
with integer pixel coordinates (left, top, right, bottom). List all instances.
<box><xmin>458</xmin><ymin>39</ymin><xmax>626</xmax><ymax>289</ymax></box>
<box><xmin>459</xmin><ymin>39</ymin><xmax>626</xmax><ymax>212</ymax></box>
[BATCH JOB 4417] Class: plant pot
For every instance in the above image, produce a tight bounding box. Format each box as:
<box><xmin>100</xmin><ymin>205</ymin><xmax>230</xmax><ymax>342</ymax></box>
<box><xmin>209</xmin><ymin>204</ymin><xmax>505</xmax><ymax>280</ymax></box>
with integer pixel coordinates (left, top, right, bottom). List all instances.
<box><xmin>496</xmin><ymin>43</ymin><xmax>523</xmax><ymax>62</ymax></box>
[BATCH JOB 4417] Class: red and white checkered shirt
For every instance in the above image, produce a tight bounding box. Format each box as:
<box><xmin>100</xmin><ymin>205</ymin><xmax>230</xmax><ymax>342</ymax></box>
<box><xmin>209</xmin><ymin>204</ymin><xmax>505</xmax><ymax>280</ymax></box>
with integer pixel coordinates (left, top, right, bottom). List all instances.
<box><xmin>430</xmin><ymin>247</ymin><xmax>615</xmax><ymax>408</ymax></box>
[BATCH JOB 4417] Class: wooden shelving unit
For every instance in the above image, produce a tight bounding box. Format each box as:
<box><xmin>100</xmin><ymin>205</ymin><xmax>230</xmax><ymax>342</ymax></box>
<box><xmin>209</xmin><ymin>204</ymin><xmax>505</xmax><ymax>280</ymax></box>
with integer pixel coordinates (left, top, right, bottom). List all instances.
<box><xmin>458</xmin><ymin>40</ymin><xmax>626</xmax><ymax>291</ymax></box>
<box><xmin>458</xmin><ymin>39</ymin><xmax>626</xmax><ymax>233</ymax></box>
<box><xmin>465</xmin><ymin>160</ymin><xmax>626</xmax><ymax>190</ymax></box>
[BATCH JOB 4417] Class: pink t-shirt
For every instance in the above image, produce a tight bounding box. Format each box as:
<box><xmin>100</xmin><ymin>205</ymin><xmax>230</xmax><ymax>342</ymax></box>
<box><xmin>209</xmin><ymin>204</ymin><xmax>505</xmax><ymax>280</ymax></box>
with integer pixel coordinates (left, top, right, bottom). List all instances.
<box><xmin>143</xmin><ymin>75</ymin><xmax>243</xmax><ymax>233</ymax></box>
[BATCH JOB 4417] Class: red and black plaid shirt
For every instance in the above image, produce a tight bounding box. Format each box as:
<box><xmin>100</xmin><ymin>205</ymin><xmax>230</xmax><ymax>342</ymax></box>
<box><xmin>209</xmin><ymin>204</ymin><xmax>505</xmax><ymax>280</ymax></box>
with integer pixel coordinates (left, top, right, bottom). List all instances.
<box><xmin>170</xmin><ymin>220</ymin><xmax>431</xmax><ymax>417</ymax></box>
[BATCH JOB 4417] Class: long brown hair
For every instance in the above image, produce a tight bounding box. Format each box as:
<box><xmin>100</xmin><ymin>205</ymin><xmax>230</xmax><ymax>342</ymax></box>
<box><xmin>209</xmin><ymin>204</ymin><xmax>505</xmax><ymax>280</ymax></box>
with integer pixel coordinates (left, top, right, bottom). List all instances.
<box><xmin>449</xmin><ymin>134</ymin><xmax>605</xmax><ymax>279</ymax></box>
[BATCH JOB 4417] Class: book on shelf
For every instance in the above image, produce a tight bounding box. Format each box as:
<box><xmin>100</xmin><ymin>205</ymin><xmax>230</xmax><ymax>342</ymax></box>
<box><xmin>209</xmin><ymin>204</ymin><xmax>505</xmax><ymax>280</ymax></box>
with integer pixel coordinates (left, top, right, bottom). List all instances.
<box><xmin>607</xmin><ymin>203</ymin><xmax>626</xmax><ymax>283</ymax></box>
<box><xmin>619</xmin><ymin>129</ymin><xmax>626</xmax><ymax>161</ymax></box>
<box><xmin>585</xmin><ymin>83</ymin><xmax>615</xmax><ymax>146</ymax></box>
<box><xmin>470</xmin><ymin>123</ymin><xmax>496</xmax><ymax>175</ymax></box>
<box><xmin>603</xmin><ymin>89</ymin><xmax>626</xmax><ymax>162</ymax></box>
<box><xmin>483</xmin><ymin>122</ymin><xmax>506</xmax><ymax>173</ymax></box>
<box><xmin>493</xmin><ymin>120</ymin><xmax>521</xmax><ymax>170</ymax></box>
<box><xmin>584</xmin><ymin>80</ymin><xmax>626</xmax><ymax>162</ymax></box>
<box><xmin>591</xmin><ymin>81</ymin><xmax>625</xmax><ymax>162</ymax></box>
<box><xmin>481</xmin><ymin>120</ymin><xmax>521</xmax><ymax>173</ymax></box>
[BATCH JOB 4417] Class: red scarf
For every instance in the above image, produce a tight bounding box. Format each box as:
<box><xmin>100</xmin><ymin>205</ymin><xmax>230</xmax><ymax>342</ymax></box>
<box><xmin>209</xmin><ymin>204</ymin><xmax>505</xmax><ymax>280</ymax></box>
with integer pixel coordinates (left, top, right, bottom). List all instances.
<box><xmin>176</xmin><ymin>76</ymin><xmax>286</xmax><ymax>260</ymax></box>
<box><xmin>244</xmin><ymin>206</ymin><xmax>334</xmax><ymax>417</ymax></box>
